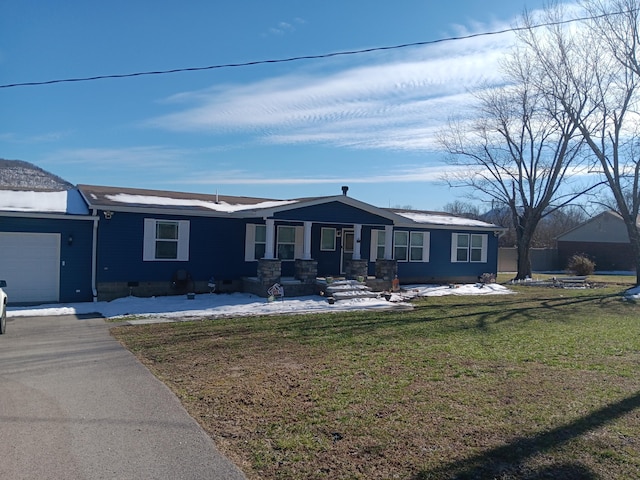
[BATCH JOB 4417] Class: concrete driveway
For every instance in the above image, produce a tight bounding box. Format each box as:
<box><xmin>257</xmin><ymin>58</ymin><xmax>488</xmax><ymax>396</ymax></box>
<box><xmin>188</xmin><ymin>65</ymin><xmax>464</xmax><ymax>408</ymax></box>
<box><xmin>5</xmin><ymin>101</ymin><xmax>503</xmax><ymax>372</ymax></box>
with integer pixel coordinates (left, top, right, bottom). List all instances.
<box><xmin>0</xmin><ymin>314</ymin><xmax>246</xmax><ymax>480</ymax></box>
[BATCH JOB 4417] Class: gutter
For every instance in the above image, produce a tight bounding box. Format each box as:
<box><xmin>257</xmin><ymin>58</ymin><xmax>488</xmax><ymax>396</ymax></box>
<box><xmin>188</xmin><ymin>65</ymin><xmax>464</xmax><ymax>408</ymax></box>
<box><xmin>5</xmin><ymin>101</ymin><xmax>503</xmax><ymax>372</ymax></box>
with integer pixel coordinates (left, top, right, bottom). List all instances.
<box><xmin>91</xmin><ymin>208</ymin><xmax>98</xmax><ymax>302</ymax></box>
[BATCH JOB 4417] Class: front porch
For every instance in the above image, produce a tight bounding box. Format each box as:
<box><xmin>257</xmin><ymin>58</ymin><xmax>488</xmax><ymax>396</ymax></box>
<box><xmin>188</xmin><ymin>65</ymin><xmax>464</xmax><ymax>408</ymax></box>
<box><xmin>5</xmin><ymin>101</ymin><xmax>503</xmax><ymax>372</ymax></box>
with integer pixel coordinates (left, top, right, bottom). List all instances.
<box><xmin>242</xmin><ymin>276</ymin><xmax>392</xmax><ymax>298</ymax></box>
<box><xmin>242</xmin><ymin>257</ymin><xmax>397</xmax><ymax>298</ymax></box>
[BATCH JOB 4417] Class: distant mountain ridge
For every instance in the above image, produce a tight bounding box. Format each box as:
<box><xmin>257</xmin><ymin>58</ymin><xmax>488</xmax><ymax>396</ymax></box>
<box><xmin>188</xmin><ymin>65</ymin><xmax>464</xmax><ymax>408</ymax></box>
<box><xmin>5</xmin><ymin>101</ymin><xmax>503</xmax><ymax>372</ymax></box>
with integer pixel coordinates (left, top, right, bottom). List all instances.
<box><xmin>0</xmin><ymin>159</ymin><xmax>73</xmax><ymax>190</ymax></box>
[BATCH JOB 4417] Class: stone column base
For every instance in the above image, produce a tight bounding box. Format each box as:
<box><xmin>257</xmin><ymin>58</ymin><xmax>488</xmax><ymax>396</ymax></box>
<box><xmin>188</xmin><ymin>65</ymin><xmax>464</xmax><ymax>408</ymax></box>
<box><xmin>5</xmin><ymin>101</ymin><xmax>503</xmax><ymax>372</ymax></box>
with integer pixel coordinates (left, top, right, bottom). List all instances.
<box><xmin>375</xmin><ymin>259</ymin><xmax>397</xmax><ymax>280</ymax></box>
<box><xmin>258</xmin><ymin>258</ymin><xmax>282</xmax><ymax>285</ymax></box>
<box><xmin>295</xmin><ymin>259</ymin><xmax>318</xmax><ymax>283</ymax></box>
<box><xmin>345</xmin><ymin>259</ymin><xmax>368</xmax><ymax>280</ymax></box>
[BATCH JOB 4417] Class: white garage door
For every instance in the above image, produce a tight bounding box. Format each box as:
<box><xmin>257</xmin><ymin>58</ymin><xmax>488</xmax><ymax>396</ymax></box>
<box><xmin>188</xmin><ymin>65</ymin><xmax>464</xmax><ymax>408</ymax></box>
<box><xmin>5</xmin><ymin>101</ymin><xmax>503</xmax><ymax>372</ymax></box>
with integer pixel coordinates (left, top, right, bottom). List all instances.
<box><xmin>0</xmin><ymin>232</ymin><xmax>60</xmax><ymax>304</ymax></box>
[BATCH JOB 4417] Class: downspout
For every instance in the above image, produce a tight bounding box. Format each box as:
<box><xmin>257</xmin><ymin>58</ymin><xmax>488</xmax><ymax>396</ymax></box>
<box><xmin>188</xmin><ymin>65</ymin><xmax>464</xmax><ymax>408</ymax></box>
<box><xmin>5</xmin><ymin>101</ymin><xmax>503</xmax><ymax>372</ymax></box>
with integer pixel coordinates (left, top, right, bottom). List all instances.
<box><xmin>91</xmin><ymin>209</ymin><xmax>98</xmax><ymax>302</ymax></box>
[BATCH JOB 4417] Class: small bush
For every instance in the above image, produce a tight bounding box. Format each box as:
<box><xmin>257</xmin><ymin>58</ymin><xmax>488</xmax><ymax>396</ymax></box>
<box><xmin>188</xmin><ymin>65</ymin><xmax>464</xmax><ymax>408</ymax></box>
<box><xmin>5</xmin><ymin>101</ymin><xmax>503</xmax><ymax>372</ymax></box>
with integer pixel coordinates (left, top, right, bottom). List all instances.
<box><xmin>567</xmin><ymin>254</ymin><xmax>595</xmax><ymax>276</ymax></box>
<box><xmin>479</xmin><ymin>273</ymin><xmax>496</xmax><ymax>284</ymax></box>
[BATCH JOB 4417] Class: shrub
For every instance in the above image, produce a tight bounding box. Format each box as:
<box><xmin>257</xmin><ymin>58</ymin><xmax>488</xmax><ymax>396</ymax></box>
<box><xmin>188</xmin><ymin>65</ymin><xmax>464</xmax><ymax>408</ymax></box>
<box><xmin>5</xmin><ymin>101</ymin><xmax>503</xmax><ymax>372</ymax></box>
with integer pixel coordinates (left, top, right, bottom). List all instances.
<box><xmin>567</xmin><ymin>254</ymin><xmax>595</xmax><ymax>276</ymax></box>
<box><xmin>479</xmin><ymin>273</ymin><xmax>496</xmax><ymax>284</ymax></box>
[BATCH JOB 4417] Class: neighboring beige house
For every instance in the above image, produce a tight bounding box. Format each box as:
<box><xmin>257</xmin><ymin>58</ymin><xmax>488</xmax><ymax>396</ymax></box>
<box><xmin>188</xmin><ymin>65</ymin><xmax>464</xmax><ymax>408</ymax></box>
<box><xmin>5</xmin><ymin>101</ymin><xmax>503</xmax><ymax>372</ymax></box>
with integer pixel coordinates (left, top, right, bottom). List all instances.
<box><xmin>557</xmin><ymin>211</ymin><xmax>638</xmax><ymax>272</ymax></box>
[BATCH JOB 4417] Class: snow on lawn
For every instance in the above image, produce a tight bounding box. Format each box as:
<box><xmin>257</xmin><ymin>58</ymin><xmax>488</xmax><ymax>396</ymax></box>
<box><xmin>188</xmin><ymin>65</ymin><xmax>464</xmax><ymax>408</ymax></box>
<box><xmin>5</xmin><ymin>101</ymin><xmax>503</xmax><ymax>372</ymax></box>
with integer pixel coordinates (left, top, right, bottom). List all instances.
<box><xmin>625</xmin><ymin>285</ymin><xmax>640</xmax><ymax>301</ymax></box>
<box><xmin>7</xmin><ymin>283</ymin><xmax>514</xmax><ymax>324</ymax></box>
<box><xmin>400</xmin><ymin>283</ymin><xmax>514</xmax><ymax>298</ymax></box>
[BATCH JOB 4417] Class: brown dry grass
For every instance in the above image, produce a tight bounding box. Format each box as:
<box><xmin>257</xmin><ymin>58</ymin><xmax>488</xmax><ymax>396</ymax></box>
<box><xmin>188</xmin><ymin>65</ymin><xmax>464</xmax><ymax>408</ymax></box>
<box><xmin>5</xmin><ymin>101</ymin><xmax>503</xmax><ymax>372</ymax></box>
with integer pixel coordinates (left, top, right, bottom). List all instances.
<box><xmin>112</xmin><ymin>284</ymin><xmax>640</xmax><ymax>479</ymax></box>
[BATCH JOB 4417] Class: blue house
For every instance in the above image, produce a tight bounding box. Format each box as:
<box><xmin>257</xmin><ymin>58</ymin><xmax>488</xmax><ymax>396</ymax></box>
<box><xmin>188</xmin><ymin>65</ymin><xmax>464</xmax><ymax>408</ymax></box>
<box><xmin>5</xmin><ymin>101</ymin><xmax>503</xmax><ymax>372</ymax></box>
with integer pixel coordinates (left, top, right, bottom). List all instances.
<box><xmin>0</xmin><ymin>182</ymin><xmax>504</xmax><ymax>304</ymax></box>
<box><xmin>76</xmin><ymin>184</ymin><xmax>505</xmax><ymax>301</ymax></box>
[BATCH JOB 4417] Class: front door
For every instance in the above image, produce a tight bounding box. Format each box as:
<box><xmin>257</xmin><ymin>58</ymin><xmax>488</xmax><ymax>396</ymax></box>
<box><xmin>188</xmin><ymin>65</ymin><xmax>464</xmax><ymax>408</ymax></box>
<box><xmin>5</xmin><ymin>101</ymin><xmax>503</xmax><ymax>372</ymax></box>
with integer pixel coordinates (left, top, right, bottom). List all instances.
<box><xmin>340</xmin><ymin>229</ymin><xmax>354</xmax><ymax>274</ymax></box>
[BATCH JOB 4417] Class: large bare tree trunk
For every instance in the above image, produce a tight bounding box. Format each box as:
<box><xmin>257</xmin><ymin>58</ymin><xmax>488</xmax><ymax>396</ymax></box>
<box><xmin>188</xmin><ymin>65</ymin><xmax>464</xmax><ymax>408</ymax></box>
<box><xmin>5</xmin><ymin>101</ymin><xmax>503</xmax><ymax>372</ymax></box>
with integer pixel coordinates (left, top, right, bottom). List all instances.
<box><xmin>624</xmin><ymin>219</ymin><xmax>640</xmax><ymax>285</ymax></box>
<box><xmin>515</xmin><ymin>235</ymin><xmax>533</xmax><ymax>280</ymax></box>
<box><xmin>512</xmin><ymin>208</ymin><xmax>539</xmax><ymax>280</ymax></box>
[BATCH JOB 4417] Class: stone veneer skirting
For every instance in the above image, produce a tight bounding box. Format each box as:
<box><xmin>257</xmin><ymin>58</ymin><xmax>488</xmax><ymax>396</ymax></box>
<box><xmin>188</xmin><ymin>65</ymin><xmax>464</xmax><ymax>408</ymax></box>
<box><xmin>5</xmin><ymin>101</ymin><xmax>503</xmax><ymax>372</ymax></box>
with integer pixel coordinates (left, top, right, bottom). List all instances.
<box><xmin>96</xmin><ymin>279</ymin><xmax>242</xmax><ymax>302</ymax></box>
<box><xmin>96</xmin><ymin>259</ymin><xmax>409</xmax><ymax>301</ymax></box>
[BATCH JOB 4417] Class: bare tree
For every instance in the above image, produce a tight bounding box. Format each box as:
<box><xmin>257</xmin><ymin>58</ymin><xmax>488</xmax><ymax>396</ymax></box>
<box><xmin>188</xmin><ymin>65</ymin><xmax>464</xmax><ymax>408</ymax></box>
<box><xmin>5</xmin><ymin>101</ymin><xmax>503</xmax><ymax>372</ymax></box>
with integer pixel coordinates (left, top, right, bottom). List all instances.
<box><xmin>439</xmin><ymin>46</ymin><xmax>587</xmax><ymax>280</ymax></box>
<box><xmin>519</xmin><ymin>0</ymin><xmax>640</xmax><ymax>285</ymax></box>
<box><xmin>533</xmin><ymin>205</ymin><xmax>589</xmax><ymax>247</ymax></box>
<box><xmin>442</xmin><ymin>200</ymin><xmax>481</xmax><ymax>219</ymax></box>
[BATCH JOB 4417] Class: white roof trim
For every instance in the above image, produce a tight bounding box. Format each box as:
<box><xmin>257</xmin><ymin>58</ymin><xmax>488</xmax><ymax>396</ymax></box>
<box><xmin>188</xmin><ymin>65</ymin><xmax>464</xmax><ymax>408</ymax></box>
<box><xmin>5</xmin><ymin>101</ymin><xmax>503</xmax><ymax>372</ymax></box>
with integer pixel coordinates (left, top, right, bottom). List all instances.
<box><xmin>0</xmin><ymin>211</ymin><xmax>97</xmax><ymax>221</ymax></box>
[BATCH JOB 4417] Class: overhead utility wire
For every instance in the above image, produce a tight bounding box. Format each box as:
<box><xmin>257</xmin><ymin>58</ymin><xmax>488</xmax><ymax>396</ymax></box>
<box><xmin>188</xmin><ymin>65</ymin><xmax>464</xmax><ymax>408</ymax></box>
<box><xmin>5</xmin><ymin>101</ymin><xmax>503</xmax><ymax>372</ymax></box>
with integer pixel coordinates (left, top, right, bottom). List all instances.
<box><xmin>0</xmin><ymin>9</ymin><xmax>628</xmax><ymax>89</ymax></box>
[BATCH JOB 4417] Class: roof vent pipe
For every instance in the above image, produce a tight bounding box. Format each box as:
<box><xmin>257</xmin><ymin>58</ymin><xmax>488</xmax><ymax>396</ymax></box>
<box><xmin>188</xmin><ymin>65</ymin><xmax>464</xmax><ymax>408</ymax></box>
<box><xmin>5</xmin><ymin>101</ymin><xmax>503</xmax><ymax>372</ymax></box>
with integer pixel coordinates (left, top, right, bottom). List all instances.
<box><xmin>341</xmin><ymin>185</ymin><xmax>349</xmax><ymax>196</ymax></box>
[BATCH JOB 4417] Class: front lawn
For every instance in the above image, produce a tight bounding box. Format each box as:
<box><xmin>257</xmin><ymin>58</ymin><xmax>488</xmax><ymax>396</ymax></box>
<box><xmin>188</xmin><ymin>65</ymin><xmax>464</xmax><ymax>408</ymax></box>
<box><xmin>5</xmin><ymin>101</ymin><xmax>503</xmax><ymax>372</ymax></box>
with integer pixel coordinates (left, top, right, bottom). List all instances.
<box><xmin>112</xmin><ymin>285</ymin><xmax>640</xmax><ymax>479</ymax></box>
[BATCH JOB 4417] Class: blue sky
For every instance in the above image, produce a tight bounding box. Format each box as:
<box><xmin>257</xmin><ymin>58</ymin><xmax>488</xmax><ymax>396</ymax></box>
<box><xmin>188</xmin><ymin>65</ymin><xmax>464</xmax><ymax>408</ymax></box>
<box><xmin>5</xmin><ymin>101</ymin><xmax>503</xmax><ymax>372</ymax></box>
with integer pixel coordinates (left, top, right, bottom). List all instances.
<box><xmin>1</xmin><ymin>0</ymin><xmax>554</xmax><ymax>210</ymax></box>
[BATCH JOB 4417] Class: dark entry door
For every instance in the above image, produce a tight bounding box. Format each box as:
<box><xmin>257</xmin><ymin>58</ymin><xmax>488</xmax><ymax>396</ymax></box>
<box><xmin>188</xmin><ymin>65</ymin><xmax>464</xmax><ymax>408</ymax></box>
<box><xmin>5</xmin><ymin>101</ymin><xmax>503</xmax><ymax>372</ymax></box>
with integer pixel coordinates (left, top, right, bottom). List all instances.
<box><xmin>340</xmin><ymin>229</ymin><xmax>354</xmax><ymax>274</ymax></box>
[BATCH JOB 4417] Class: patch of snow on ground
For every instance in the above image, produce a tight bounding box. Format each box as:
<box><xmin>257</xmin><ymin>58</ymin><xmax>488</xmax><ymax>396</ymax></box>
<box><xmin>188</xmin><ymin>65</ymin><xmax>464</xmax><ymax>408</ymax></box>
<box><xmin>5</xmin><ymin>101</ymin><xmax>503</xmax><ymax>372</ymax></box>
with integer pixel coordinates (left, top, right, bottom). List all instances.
<box><xmin>7</xmin><ymin>283</ymin><xmax>515</xmax><ymax>324</ymax></box>
<box><xmin>401</xmin><ymin>283</ymin><xmax>513</xmax><ymax>298</ymax></box>
<box><xmin>624</xmin><ymin>285</ymin><xmax>640</xmax><ymax>300</ymax></box>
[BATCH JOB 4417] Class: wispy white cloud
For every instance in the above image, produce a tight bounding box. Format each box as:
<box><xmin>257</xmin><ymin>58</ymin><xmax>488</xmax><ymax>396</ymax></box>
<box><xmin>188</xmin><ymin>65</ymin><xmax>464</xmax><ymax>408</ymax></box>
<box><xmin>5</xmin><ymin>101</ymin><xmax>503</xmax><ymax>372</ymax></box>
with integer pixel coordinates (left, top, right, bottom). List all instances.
<box><xmin>265</xmin><ymin>17</ymin><xmax>306</xmax><ymax>36</ymax></box>
<box><xmin>148</xmin><ymin>24</ymin><xmax>516</xmax><ymax>152</ymax></box>
<box><xmin>0</xmin><ymin>131</ymin><xmax>71</xmax><ymax>143</ymax></box>
<box><xmin>178</xmin><ymin>164</ymin><xmax>467</xmax><ymax>186</ymax></box>
<box><xmin>41</xmin><ymin>145</ymin><xmax>229</xmax><ymax>169</ymax></box>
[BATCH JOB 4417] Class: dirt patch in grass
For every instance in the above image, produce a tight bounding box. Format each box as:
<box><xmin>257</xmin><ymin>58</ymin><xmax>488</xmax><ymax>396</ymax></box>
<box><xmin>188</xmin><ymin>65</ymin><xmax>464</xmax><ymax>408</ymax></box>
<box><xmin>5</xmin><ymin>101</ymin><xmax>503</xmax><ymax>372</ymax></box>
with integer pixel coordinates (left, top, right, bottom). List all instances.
<box><xmin>112</xmin><ymin>286</ymin><xmax>640</xmax><ymax>479</ymax></box>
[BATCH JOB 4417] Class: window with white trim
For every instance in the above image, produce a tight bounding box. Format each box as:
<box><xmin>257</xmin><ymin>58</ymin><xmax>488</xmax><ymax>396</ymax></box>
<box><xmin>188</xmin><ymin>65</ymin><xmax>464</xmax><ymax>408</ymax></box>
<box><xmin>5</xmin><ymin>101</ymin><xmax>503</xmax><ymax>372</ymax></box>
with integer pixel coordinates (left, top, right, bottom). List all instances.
<box><xmin>394</xmin><ymin>231</ymin><xmax>409</xmax><ymax>261</ymax></box>
<box><xmin>245</xmin><ymin>224</ymin><xmax>303</xmax><ymax>261</ymax></box>
<box><xmin>277</xmin><ymin>226</ymin><xmax>296</xmax><ymax>260</ymax></box>
<box><xmin>369</xmin><ymin>230</ymin><xmax>387</xmax><ymax>260</ymax></box>
<box><xmin>470</xmin><ymin>234</ymin><xmax>484</xmax><ymax>262</ymax></box>
<box><xmin>392</xmin><ymin>231</ymin><xmax>430</xmax><ymax>262</ymax></box>
<box><xmin>376</xmin><ymin>230</ymin><xmax>386</xmax><ymax>260</ymax></box>
<box><xmin>410</xmin><ymin>232</ymin><xmax>426</xmax><ymax>261</ymax></box>
<box><xmin>451</xmin><ymin>233</ymin><xmax>487</xmax><ymax>263</ymax></box>
<box><xmin>254</xmin><ymin>225</ymin><xmax>266</xmax><ymax>260</ymax></box>
<box><xmin>320</xmin><ymin>227</ymin><xmax>336</xmax><ymax>251</ymax></box>
<box><xmin>372</xmin><ymin>229</ymin><xmax>429</xmax><ymax>262</ymax></box>
<box><xmin>143</xmin><ymin>219</ymin><xmax>190</xmax><ymax>261</ymax></box>
<box><xmin>245</xmin><ymin>224</ymin><xmax>266</xmax><ymax>261</ymax></box>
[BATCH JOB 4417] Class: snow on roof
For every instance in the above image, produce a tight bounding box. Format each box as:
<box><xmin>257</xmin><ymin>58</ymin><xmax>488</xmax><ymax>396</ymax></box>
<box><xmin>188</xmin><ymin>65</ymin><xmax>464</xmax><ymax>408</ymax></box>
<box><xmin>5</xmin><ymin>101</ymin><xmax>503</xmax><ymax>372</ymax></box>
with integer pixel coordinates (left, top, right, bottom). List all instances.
<box><xmin>0</xmin><ymin>189</ymin><xmax>89</xmax><ymax>215</ymax></box>
<box><xmin>105</xmin><ymin>193</ymin><xmax>298</xmax><ymax>213</ymax></box>
<box><xmin>392</xmin><ymin>210</ymin><xmax>500</xmax><ymax>228</ymax></box>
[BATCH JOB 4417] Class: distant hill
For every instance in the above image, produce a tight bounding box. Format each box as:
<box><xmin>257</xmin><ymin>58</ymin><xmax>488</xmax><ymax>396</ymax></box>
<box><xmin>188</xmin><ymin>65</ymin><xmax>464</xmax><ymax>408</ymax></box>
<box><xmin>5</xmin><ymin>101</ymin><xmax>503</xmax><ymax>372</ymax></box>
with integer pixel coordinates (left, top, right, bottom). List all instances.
<box><xmin>0</xmin><ymin>159</ymin><xmax>73</xmax><ymax>190</ymax></box>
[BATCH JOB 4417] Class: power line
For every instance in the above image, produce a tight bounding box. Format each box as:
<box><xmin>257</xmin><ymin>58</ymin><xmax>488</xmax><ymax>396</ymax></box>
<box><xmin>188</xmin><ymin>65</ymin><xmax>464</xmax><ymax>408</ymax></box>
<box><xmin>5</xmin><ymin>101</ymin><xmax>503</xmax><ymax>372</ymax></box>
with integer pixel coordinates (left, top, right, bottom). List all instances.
<box><xmin>0</xmin><ymin>10</ymin><xmax>627</xmax><ymax>89</ymax></box>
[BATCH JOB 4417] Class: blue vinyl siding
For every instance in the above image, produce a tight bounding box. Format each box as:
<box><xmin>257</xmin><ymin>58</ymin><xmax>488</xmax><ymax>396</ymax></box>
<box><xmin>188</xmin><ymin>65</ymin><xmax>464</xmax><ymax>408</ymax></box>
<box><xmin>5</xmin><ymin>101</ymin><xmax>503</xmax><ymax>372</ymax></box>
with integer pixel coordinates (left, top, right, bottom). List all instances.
<box><xmin>275</xmin><ymin>201</ymin><xmax>393</xmax><ymax>225</ymax></box>
<box><xmin>0</xmin><ymin>216</ymin><xmax>94</xmax><ymax>302</ymax></box>
<box><xmin>394</xmin><ymin>229</ymin><xmax>499</xmax><ymax>282</ymax></box>
<box><xmin>96</xmin><ymin>212</ymin><xmax>255</xmax><ymax>284</ymax></box>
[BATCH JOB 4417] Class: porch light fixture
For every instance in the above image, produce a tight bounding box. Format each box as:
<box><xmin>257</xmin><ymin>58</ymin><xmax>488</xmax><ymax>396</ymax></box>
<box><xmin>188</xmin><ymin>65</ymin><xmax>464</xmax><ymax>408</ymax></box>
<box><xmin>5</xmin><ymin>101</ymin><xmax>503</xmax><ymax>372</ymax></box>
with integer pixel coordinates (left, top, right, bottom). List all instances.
<box><xmin>103</xmin><ymin>211</ymin><xmax>113</xmax><ymax>220</ymax></box>
<box><xmin>68</xmin><ymin>234</ymin><xmax>73</xmax><ymax>246</ymax></box>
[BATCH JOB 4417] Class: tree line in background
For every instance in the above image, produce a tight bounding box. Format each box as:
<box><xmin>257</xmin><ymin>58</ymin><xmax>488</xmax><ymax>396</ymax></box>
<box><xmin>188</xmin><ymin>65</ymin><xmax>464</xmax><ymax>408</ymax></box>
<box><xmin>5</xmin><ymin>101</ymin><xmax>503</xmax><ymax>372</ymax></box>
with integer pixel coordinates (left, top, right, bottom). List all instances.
<box><xmin>439</xmin><ymin>0</ymin><xmax>640</xmax><ymax>286</ymax></box>
<box><xmin>442</xmin><ymin>200</ymin><xmax>588</xmax><ymax>250</ymax></box>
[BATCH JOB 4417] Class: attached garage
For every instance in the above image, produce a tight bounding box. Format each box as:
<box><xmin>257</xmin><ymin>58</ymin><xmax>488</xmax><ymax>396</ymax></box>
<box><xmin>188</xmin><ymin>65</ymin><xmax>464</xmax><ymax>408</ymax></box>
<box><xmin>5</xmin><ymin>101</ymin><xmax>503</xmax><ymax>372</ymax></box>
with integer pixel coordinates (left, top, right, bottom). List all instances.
<box><xmin>0</xmin><ymin>232</ymin><xmax>61</xmax><ymax>304</ymax></box>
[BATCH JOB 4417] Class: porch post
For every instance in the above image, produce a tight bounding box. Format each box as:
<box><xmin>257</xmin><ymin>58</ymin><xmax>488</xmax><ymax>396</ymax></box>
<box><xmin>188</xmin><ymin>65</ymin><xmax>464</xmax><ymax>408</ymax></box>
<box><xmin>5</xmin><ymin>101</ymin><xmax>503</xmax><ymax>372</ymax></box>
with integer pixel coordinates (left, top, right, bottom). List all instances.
<box><xmin>302</xmin><ymin>221</ymin><xmax>312</xmax><ymax>260</ymax></box>
<box><xmin>384</xmin><ymin>225</ymin><xmax>394</xmax><ymax>260</ymax></box>
<box><xmin>264</xmin><ymin>218</ymin><xmax>275</xmax><ymax>260</ymax></box>
<box><xmin>353</xmin><ymin>224</ymin><xmax>362</xmax><ymax>260</ymax></box>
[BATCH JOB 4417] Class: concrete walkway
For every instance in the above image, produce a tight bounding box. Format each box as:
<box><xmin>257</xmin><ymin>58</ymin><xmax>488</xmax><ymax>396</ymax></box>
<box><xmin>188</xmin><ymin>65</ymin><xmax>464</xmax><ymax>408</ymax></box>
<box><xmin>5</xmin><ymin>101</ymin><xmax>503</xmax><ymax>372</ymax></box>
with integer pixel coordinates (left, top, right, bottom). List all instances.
<box><xmin>0</xmin><ymin>314</ymin><xmax>246</xmax><ymax>480</ymax></box>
